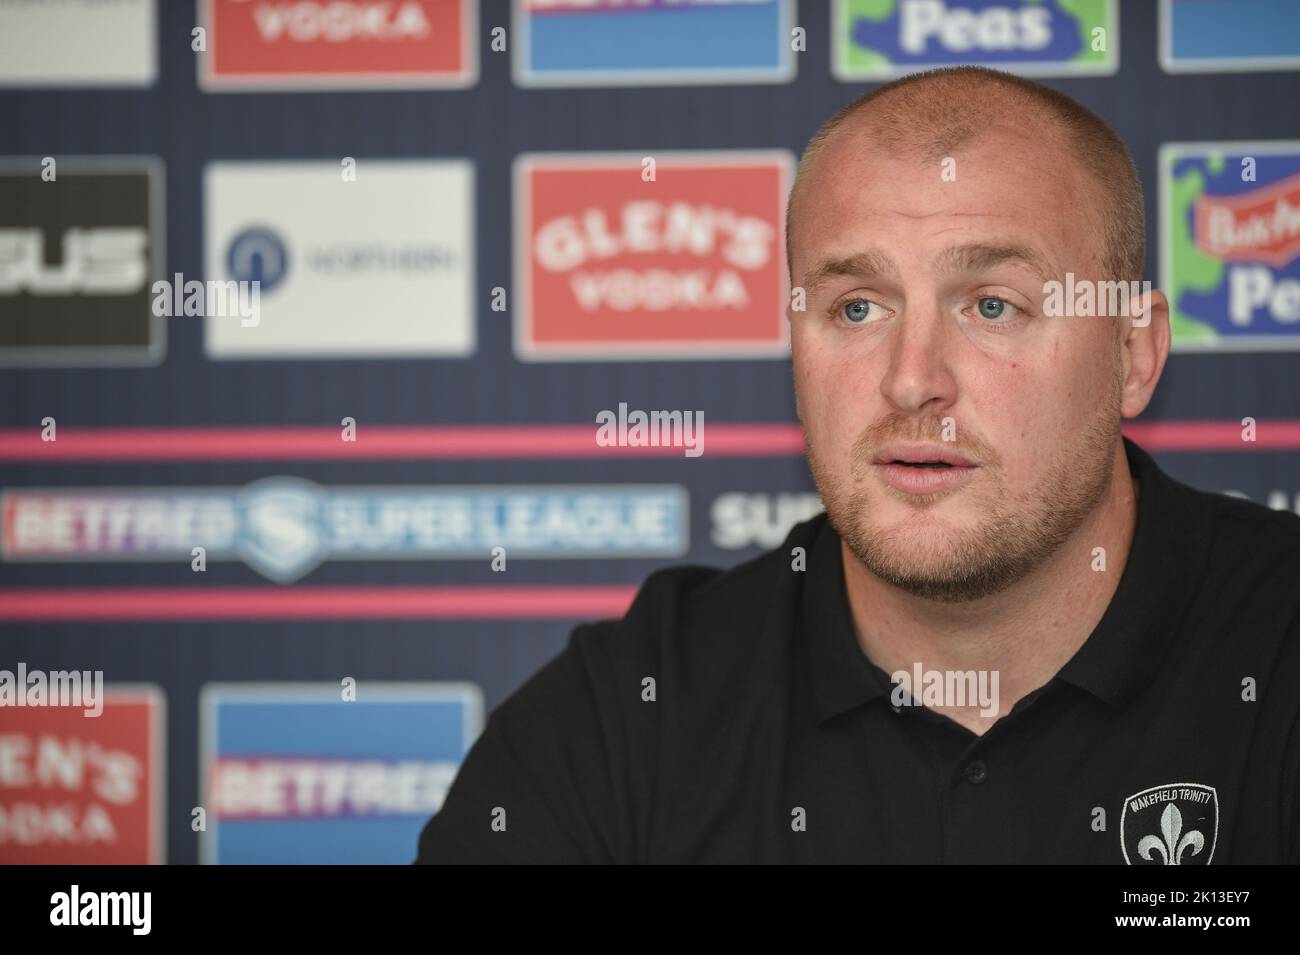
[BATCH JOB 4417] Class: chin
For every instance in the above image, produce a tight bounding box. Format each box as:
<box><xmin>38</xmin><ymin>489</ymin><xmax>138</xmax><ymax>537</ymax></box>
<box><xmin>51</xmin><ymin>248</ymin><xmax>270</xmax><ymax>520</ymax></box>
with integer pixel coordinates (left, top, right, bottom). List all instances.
<box><xmin>882</xmin><ymin>529</ymin><xmax>969</xmax><ymax>571</ymax></box>
<box><xmin>860</xmin><ymin>504</ymin><xmax>951</xmax><ymax>546</ymax></box>
<box><xmin>874</xmin><ymin>496</ymin><xmax>980</xmax><ymax>535</ymax></box>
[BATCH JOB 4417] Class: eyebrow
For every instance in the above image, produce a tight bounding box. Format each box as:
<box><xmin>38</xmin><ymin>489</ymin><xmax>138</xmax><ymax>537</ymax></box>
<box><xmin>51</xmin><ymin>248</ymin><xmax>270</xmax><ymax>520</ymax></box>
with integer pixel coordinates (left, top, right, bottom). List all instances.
<box><xmin>933</xmin><ymin>243</ymin><xmax>1057</xmax><ymax>285</ymax></box>
<box><xmin>800</xmin><ymin>243</ymin><xmax>1057</xmax><ymax>297</ymax></box>
<box><xmin>801</xmin><ymin>250</ymin><xmax>899</xmax><ymax>299</ymax></box>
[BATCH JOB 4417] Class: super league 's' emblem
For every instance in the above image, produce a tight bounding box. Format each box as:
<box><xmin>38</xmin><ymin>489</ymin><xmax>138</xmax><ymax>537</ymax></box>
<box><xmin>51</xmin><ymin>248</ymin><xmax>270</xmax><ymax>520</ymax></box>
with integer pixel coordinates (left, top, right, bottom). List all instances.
<box><xmin>1120</xmin><ymin>783</ymin><xmax>1219</xmax><ymax>865</ymax></box>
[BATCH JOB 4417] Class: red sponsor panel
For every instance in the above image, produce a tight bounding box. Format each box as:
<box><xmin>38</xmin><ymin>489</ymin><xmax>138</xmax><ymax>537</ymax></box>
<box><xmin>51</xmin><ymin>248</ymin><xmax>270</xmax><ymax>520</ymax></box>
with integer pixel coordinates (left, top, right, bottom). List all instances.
<box><xmin>516</xmin><ymin>151</ymin><xmax>794</xmax><ymax>360</ymax></box>
<box><xmin>0</xmin><ymin>688</ymin><xmax>164</xmax><ymax>864</ymax></box>
<box><xmin>202</xmin><ymin>0</ymin><xmax>476</xmax><ymax>88</ymax></box>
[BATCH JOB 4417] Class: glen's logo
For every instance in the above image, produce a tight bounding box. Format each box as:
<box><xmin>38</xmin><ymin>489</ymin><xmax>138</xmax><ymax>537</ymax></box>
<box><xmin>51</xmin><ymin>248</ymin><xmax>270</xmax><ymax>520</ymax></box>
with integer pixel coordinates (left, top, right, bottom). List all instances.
<box><xmin>514</xmin><ymin>151</ymin><xmax>792</xmax><ymax>361</ymax></box>
<box><xmin>1120</xmin><ymin>783</ymin><xmax>1218</xmax><ymax>865</ymax></box>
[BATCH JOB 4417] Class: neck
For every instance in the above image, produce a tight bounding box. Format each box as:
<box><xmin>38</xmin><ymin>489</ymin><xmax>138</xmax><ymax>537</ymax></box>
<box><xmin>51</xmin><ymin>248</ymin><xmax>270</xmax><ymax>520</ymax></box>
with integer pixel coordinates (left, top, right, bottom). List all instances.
<box><xmin>841</xmin><ymin>441</ymin><xmax>1139</xmax><ymax>736</ymax></box>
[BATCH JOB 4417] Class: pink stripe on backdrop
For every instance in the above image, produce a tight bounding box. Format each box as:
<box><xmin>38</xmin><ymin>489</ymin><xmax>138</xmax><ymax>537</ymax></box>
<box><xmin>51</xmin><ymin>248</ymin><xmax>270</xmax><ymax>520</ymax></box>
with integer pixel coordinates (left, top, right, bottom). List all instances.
<box><xmin>0</xmin><ymin>425</ymin><xmax>805</xmax><ymax>461</ymax></box>
<box><xmin>0</xmin><ymin>586</ymin><xmax>638</xmax><ymax>621</ymax></box>
<box><xmin>1121</xmin><ymin>420</ymin><xmax>1300</xmax><ymax>450</ymax></box>
<box><xmin>0</xmin><ymin>420</ymin><xmax>1294</xmax><ymax>621</ymax></box>
<box><xmin>0</xmin><ymin>421</ymin><xmax>1296</xmax><ymax>461</ymax></box>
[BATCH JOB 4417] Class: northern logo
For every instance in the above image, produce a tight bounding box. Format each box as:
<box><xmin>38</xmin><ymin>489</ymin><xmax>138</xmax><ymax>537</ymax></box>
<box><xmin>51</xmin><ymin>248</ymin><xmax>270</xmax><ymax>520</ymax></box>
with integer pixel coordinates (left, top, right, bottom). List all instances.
<box><xmin>204</xmin><ymin>160</ymin><xmax>474</xmax><ymax>358</ymax></box>
<box><xmin>227</xmin><ymin>227</ymin><xmax>289</xmax><ymax>291</ymax></box>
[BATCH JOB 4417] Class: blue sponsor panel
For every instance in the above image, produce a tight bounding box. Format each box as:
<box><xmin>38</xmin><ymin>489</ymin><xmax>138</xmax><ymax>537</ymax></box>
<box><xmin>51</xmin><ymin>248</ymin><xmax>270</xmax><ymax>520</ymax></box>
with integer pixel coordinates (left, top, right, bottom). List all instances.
<box><xmin>514</xmin><ymin>0</ymin><xmax>795</xmax><ymax>86</ymax></box>
<box><xmin>1161</xmin><ymin>0</ymin><xmax>1300</xmax><ymax>72</ymax></box>
<box><xmin>833</xmin><ymin>0</ymin><xmax>1118</xmax><ymax>79</ymax></box>
<box><xmin>1160</xmin><ymin>142</ymin><xmax>1300</xmax><ymax>351</ymax></box>
<box><xmin>200</xmin><ymin>683</ymin><xmax>481</xmax><ymax>864</ymax></box>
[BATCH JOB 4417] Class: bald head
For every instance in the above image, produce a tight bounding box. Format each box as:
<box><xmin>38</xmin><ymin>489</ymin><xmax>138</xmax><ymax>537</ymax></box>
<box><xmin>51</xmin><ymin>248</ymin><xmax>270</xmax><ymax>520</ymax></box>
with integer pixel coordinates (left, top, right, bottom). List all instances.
<box><xmin>786</xmin><ymin>66</ymin><xmax>1145</xmax><ymax>287</ymax></box>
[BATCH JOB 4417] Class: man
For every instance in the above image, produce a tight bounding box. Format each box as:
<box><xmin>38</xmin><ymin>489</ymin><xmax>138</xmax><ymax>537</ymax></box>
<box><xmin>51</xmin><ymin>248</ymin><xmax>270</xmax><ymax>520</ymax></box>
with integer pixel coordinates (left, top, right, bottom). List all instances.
<box><xmin>417</xmin><ymin>67</ymin><xmax>1300</xmax><ymax>864</ymax></box>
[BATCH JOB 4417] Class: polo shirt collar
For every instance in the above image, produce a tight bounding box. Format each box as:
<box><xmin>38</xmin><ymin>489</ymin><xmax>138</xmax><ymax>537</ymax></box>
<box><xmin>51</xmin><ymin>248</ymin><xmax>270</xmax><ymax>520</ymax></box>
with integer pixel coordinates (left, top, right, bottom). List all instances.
<box><xmin>1054</xmin><ymin>437</ymin><xmax>1212</xmax><ymax>707</ymax></box>
<box><xmin>802</xmin><ymin>506</ymin><xmax>892</xmax><ymax>724</ymax></box>
<box><xmin>802</xmin><ymin>436</ymin><xmax>1211</xmax><ymax>725</ymax></box>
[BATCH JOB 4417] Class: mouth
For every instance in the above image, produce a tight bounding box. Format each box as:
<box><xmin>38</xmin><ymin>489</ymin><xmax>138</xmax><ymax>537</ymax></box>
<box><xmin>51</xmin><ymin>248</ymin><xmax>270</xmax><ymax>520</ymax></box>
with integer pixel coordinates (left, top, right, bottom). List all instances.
<box><xmin>871</xmin><ymin>444</ymin><xmax>979</xmax><ymax>495</ymax></box>
<box><xmin>871</xmin><ymin>444</ymin><xmax>978</xmax><ymax>468</ymax></box>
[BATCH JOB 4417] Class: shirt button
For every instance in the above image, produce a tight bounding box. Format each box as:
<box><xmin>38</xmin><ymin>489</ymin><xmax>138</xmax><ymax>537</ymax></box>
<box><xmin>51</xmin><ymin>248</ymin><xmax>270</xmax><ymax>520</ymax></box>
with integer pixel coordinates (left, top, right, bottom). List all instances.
<box><xmin>963</xmin><ymin>760</ymin><xmax>988</xmax><ymax>785</ymax></box>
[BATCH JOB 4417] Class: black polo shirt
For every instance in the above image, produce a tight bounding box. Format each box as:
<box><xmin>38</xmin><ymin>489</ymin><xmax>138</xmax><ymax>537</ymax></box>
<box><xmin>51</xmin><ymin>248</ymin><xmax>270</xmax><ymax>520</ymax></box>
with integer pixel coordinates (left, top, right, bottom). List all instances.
<box><xmin>416</xmin><ymin>437</ymin><xmax>1300</xmax><ymax>863</ymax></box>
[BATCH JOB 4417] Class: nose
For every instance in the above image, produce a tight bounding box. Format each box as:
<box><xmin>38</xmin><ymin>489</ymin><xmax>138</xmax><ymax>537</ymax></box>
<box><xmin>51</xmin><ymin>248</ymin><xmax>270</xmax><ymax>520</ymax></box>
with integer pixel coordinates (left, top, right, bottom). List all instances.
<box><xmin>878</xmin><ymin>299</ymin><xmax>958</xmax><ymax>416</ymax></box>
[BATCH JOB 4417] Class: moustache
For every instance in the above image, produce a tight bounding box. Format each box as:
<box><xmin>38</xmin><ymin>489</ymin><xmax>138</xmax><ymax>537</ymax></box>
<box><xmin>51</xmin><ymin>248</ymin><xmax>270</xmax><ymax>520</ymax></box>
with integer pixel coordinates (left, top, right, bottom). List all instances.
<box><xmin>848</xmin><ymin>415</ymin><xmax>997</xmax><ymax>476</ymax></box>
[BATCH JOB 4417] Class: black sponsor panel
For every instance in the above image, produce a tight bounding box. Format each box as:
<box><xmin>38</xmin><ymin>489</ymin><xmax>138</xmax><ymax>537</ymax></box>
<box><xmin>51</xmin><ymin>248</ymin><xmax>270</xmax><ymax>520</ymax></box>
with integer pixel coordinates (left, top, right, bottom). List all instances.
<box><xmin>0</xmin><ymin>160</ymin><xmax>162</xmax><ymax>362</ymax></box>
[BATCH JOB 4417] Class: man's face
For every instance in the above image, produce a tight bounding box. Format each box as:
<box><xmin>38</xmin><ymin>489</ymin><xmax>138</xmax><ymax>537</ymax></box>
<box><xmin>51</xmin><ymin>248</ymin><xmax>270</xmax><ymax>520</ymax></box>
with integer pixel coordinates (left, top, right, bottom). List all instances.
<box><xmin>789</xmin><ymin>121</ymin><xmax>1127</xmax><ymax>602</ymax></box>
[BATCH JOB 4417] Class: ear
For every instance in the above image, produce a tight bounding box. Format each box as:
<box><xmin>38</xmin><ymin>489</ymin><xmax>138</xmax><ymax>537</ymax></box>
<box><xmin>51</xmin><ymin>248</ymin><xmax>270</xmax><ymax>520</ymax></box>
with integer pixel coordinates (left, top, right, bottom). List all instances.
<box><xmin>1119</xmin><ymin>287</ymin><xmax>1170</xmax><ymax>419</ymax></box>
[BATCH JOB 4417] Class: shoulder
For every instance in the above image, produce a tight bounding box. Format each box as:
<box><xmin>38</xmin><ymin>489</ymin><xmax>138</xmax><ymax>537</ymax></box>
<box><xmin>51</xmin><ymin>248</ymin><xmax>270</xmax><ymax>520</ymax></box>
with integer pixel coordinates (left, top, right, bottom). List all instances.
<box><xmin>568</xmin><ymin>511</ymin><xmax>826</xmax><ymax>670</ymax></box>
<box><xmin>481</xmin><ymin>513</ymin><xmax>823</xmax><ymax>738</ymax></box>
<box><xmin>1179</xmin><ymin>480</ymin><xmax>1300</xmax><ymax>595</ymax></box>
<box><xmin>1159</xmin><ymin>475</ymin><xmax>1300</xmax><ymax>680</ymax></box>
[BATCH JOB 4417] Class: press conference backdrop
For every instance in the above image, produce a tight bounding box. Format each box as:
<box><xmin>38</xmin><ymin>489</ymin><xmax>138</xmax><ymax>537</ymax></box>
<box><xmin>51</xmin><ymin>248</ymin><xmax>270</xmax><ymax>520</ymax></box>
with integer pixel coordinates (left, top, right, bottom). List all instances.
<box><xmin>0</xmin><ymin>0</ymin><xmax>1297</xmax><ymax>864</ymax></box>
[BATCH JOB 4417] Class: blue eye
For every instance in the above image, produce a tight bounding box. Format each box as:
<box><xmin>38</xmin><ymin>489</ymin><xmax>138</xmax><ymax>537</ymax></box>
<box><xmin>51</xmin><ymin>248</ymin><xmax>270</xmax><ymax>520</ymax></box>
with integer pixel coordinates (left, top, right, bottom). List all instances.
<box><xmin>977</xmin><ymin>296</ymin><xmax>1008</xmax><ymax>319</ymax></box>
<box><xmin>842</xmin><ymin>299</ymin><xmax>875</xmax><ymax>324</ymax></box>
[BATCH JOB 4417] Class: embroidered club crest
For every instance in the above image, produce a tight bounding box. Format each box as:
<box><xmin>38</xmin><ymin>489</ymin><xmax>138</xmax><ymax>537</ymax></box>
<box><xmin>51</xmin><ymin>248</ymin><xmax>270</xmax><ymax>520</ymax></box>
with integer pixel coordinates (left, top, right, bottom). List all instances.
<box><xmin>1121</xmin><ymin>783</ymin><xmax>1219</xmax><ymax>865</ymax></box>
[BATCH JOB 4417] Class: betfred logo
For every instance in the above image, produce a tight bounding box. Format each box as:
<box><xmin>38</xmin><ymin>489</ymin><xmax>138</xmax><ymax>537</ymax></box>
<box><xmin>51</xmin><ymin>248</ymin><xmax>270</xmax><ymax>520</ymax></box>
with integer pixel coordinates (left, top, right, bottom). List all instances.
<box><xmin>209</xmin><ymin>758</ymin><xmax>456</xmax><ymax>820</ymax></box>
<box><xmin>200</xmin><ymin>683</ymin><xmax>480</xmax><ymax>864</ymax></box>
<box><xmin>0</xmin><ymin>687</ymin><xmax>164</xmax><ymax>864</ymax></box>
<box><xmin>514</xmin><ymin>151</ymin><xmax>793</xmax><ymax>361</ymax></box>
<box><xmin>1161</xmin><ymin>142</ymin><xmax>1300</xmax><ymax>351</ymax></box>
<box><xmin>1</xmin><ymin>480</ymin><xmax>687</xmax><ymax>583</ymax></box>
<box><xmin>200</xmin><ymin>0</ymin><xmax>477</xmax><ymax>89</ymax></box>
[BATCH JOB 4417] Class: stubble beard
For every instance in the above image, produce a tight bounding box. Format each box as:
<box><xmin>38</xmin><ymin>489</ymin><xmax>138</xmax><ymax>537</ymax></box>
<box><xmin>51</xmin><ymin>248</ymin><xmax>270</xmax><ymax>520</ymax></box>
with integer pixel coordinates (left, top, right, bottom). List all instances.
<box><xmin>804</xmin><ymin>385</ymin><xmax>1123</xmax><ymax>603</ymax></box>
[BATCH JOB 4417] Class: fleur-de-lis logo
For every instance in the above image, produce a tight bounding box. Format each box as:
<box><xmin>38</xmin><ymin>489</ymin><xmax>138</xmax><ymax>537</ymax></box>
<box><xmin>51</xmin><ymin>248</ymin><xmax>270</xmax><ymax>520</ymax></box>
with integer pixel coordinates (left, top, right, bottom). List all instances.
<box><xmin>1121</xmin><ymin>782</ymin><xmax>1218</xmax><ymax>865</ymax></box>
<box><xmin>1137</xmin><ymin>803</ymin><xmax>1205</xmax><ymax>865</ymax></box>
